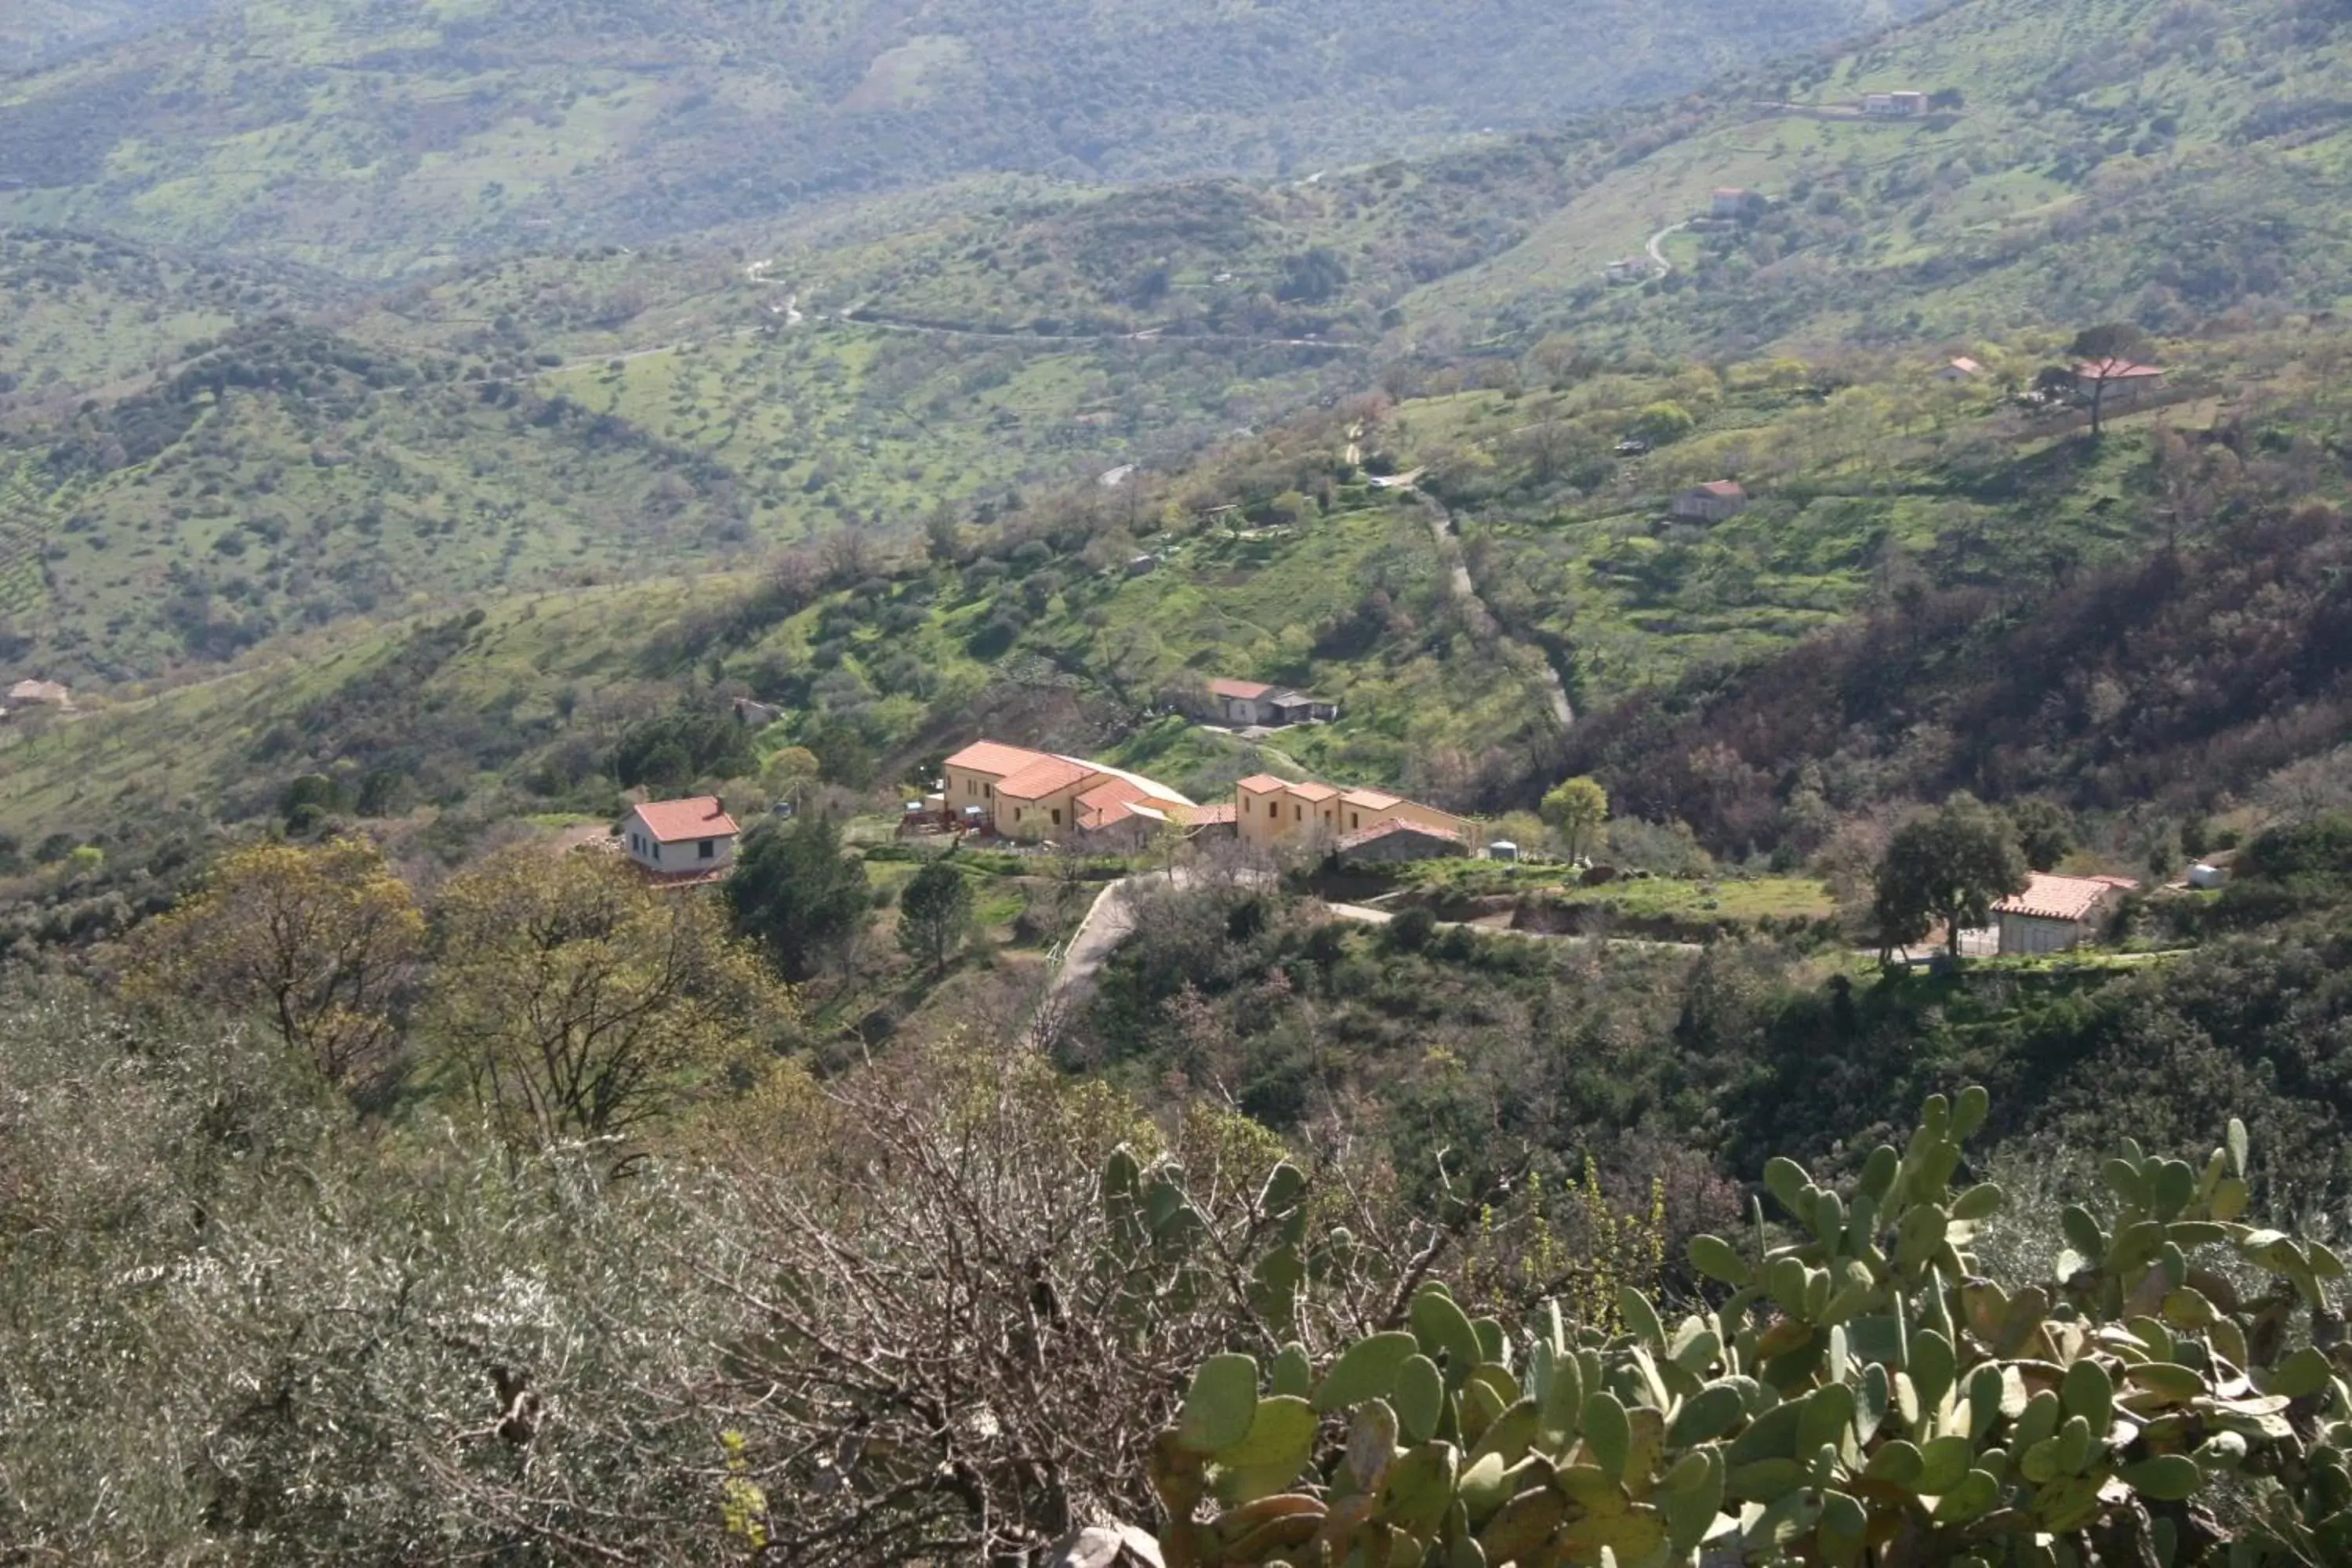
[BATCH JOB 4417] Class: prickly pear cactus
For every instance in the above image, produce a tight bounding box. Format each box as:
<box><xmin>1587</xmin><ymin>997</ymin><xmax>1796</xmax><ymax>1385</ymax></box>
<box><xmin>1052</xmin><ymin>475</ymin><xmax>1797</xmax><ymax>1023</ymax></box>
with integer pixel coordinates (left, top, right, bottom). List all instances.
<box><xmin>1139</xmin><ymin>1090</ymin><xmax>2352</xmax><ymax>1566</ymax></box>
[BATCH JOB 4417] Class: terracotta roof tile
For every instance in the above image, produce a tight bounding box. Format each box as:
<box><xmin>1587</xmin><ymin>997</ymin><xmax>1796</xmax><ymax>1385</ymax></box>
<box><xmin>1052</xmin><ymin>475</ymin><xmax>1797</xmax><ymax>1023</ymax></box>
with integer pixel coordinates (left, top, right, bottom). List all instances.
<box><xmin>996</xmin><ymin>756</ymin><xmax>1097</xmax><ymax>800</ymax></box>
<box><xmin>1236</xmin><ymin>774</ymin><xmax>1290</xmax><ymax>793</ymax></box>
<box><xmin>1993</xmin><ymin>873</ymin><xmax>2137</xmax><ymax>923</ymax></box>
<box><xmin>945</xmin><ymin>740</ymin><xmax>1057</xmax><ymax>778</ymax></box>
<box><xmin>1338</xmin><ymin>820</ymin><xmax>1464</xmax><ymax>853</ymax></box>
<box><xmin>1210</xmin><ymin>678</ymin><xmax>1276</xmax><ymax>699</ymax></box>
<box><xmin>1075</xmin><ymin>777</ymin><xmax>1149</xmax><ymax>828</ymax></box>
<box><xmin>630</xmin><ymin>797</ymin><xmax>739</xmax><ymax>843</ymax></box>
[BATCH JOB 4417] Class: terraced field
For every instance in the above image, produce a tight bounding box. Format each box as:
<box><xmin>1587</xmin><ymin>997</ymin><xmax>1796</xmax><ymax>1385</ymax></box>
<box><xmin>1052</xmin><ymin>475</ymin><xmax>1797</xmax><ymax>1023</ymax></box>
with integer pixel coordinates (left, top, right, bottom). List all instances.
<box><xmin>0</xmin><ymin>456</ymin><xmax>66</xmax><ymax>630</ymax></box>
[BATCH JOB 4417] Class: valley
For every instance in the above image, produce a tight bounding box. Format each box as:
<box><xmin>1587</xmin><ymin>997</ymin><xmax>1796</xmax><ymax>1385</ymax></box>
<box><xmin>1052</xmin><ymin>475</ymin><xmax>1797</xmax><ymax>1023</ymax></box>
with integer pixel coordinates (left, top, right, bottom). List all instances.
<box><xmin>6</xmin><ymin>1</ymin><xmax>2352</xmax><ymax>1562</ymax></box>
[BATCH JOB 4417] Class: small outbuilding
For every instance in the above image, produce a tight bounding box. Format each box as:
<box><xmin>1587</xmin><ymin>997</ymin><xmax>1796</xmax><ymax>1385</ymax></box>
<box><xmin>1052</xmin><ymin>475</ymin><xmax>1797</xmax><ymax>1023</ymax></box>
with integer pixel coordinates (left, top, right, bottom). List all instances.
<box><xmin>5</xmin><ymin>679</ymin><xmax>71</xmax><ymax>709</ymax></box>
<box><xmin>1991</xmin><ymin>873</ymin><xmax>2137</xmax><ymax>956</ymax></box>
<box><xmin>1337</xmin><ymin>820</ymin><xmax>1470</xmax><ymax>864</ymax></box>
<box><xmin>1671</xmin><ymin>481</ymin><xmax>1748</xmax><ymax>523</ymax></box>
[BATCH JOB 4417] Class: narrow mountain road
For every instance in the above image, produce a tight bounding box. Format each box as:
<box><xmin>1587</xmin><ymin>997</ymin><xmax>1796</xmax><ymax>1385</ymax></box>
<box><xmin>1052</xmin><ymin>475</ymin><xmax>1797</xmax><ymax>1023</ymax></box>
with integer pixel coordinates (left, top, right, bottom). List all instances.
<box><xmin>1044</xmin><ymin>869</ymin><xmax>1699</xmax><ymax>1009</ymax></box>
<box><xmin>837</xmin><ymin>310</ymin><xmax>1365</xmax><ymax>354</ymax></box>
<box><xmin>1420</xmin><ymin>495</ymin><xmax>1574</xmax><ymax>728</ymax></box>
<box><xmin>1645</xmin><ymin>221</ymin><xmax>1688</xmax><ymax>278</ymax></box>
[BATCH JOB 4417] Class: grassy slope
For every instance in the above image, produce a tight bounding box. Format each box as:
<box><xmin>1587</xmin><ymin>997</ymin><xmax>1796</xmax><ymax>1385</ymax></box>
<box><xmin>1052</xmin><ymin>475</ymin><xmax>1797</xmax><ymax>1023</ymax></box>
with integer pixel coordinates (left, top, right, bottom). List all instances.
<box><xmin>1396</xmin><ymin>0</ymin><xmax>2352</xmax><ymax>356</ymax></box>
<box><xmin>3</xmin><ymin>300</ymin><xmax>1366</xmax><ymax>680</ymax></box>
<box><xmin>0</xmin><ymin>228</ymin><xmax>344</xmax><ymax>410</ymax></box>
<box><xmin>0</xmin><ymin>0</ymin><xmax>1916</xmax><ymax>273</ymax></box>
<box><xmin>17</xmin><ymin>306</ymin><xmax>2342</xmax><ymax>847</ymax></box>
<box><xmin>0</xmin><ymin>468</ymin><xmax>1559</xmax><ymax>841</ymax></box>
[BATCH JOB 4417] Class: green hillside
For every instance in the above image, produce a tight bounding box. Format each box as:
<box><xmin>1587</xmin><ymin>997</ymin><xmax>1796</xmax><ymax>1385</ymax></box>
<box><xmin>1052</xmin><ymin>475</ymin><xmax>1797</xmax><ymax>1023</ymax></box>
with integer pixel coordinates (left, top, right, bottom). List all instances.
<box><xmin>0</xmin><ymin>0</ymin><xmax>210</xmax><ymax>66</ymax></box>
<box><xmin>14</xmin><ymin>307</ymin><xmax>2347</xmax><ymax>852</ymax></box>
<box><xmin>0</xmin><ymin>0</ymin><xmax>1925</xmax><ymax>274</ymax></box>
<box><xmin>1393</xmin><ymin>0</ymin><xmax>2352</xmax><ymax>356</ymax></box>
<box><xmin>0</xmin><ymin>227</ymin><xmax>344</xmax><ymax>410</ymax></box>
<box><xmin>2</xmin><ymin>305</ymin><xmax>1367</xmax><ymax>679</ymax></box>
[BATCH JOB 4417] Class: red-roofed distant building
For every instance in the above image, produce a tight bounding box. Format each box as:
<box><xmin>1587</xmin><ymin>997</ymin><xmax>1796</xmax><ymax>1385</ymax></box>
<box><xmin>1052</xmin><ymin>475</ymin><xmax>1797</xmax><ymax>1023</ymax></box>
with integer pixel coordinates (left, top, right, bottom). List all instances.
<box><xmin>623</xmin><ymin>796</ymin><xmax>739</xmax><ymax>880</ymax></box>
<box><xmin>1206</xmin><ymin>677</ymin><xmax>1338</xmax><ymax>728</ymax></box>
<box><xmin>1992</xmin><ymin>873</ymin><xmax>2137</xmax><ymax>956</ymax></box>
<box><xmin>939</xmin><ymin>739</ymin><xmax>1192</xmax><ymax>841</ymax></box>
<box><xmin>1236</xmin><ymin>774</ymin><xmax>1469</xmax><ymax>860</ymax></box>
<box><xmin>2068</xmin><ymin>358</ymin><xmax>2166</xmax><ymax>434</ymax></box>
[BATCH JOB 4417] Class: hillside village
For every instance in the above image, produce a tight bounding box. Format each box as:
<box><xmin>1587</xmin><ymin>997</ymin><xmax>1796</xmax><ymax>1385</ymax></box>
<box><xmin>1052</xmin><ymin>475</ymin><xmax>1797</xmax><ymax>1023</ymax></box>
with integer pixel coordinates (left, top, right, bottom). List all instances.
<box><xmin>7</xmin><ymin>0</ymin><xmax>2352</xmax><ymax>1557</ymax></box>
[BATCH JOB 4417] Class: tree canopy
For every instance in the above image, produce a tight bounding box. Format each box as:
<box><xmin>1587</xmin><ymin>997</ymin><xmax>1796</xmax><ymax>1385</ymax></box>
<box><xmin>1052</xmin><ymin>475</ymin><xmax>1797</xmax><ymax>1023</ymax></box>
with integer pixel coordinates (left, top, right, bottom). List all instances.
<box><xmin>897</xmin><ymin>858</ymin><xmax>975</xmax><ymax>977</ymax></box>
<box><xmin>725</xmin><ymin>815</ymin><xmax>873</xmax><ymax>981</ymax></box>
<box><xmin>1871</xmin><ymin>793</ymin><xmax>2032</xmax><ymax>958</ymax></box>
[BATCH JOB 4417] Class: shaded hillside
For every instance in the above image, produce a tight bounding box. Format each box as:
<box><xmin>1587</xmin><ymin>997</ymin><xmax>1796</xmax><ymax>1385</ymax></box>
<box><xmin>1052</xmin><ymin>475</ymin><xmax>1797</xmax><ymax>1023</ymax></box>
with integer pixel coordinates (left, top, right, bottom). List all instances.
<box><xmin>0</xmin><ymin>0</ymin><xmax>1922</xmax><ymax>274</ymax></box>
<box><xmin>0</xmin><ymin>0</ymin><xmax>210</xmax><ymax>66</ymax></box>
<box><xmin>1563</xmin><ymin>493</ymin><xmax>2352</xmax><ymax>855</ymax></box>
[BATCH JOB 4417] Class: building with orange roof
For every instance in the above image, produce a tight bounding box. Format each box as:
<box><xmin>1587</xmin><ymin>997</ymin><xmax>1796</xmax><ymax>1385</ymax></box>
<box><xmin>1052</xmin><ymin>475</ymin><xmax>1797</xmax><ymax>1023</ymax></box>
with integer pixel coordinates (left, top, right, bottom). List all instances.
<box><xmin>1991</xmin><ymin>873</ymin><xmax>2138</xmax><ymax>956</ymax></box>
<box><xmin>622</xmin><ymin>796</ymin><xmax>740</xmax><ymax>882</ymax></box>
<box><xmin>939</xmin><ymin>739</ymin><xmax>1192</xmax><ymax>841</ymax></box>
<box><xmin>1671</xmin><ymin>480</ymin><xmax>1748</xmax><ymax>523</ymax></box>
<box><xmin>1235</xmin><ymin>774</ymin><xmax>1469</xmax><ymax>858</ymax></box>
<box><xmin>1205</xmin><ymin>677</ymin><xmax>1339</xmax><ymax>728</ymax></box>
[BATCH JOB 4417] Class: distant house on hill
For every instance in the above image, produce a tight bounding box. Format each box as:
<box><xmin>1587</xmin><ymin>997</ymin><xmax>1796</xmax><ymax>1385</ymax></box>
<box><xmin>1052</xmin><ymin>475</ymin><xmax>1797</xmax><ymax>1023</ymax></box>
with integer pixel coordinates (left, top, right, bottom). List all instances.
<box><xmin>939</xmin><ymin>739</ymin><xmax>1192</xmax><ymax>842</ymax></box>
<box><xmin>1991</xmin><ymin>873</ymin><xmax>2137</xmax><ymax>956</ymax></box>
<box><xmin>1863</xmin><ymin>90</ymin><xmax>1928</xmax><ymax>118</ymax></box>
<box><xmin>1207</xmin><ymin>679</ymin><xmax>1338</xmax><ymax>728</ymax></box>
<box><xmin>1339</xmin><ymin>820</ymin><xmax>1475</xmax><ymax>864</ymax></box>
<box><xmin>6</xmin><ymin>679</ymin><xmax>71</xmax><ymax>710</ymax></box>
<box><xmin>1671</xmin><ymin>481</ymin><xmax>1748</xmax><ymax>523</ymax></box>
<box><xmin>2070</xmin><ymin>358</ymin><xmax>2165</xmax><ymax>405</ymax></box>
<box><xmin>2067</xmin><ymin>358</ymin><xmax>2167</xmax><ymax>434</ymax></box>
<box><xmin>1236</xmin><ymin>775</ymin><xmax>1469</xmax><ymax>860</ymax></box>
<box><xmin>1940</xmin><ymin>356</ymin><xmax>1985</xmax><ymax>381</ymax></box>
<box><xmin>623</xmin><ymin>797</ymin><xmax>740</xmax><ymax>884</ymax></box>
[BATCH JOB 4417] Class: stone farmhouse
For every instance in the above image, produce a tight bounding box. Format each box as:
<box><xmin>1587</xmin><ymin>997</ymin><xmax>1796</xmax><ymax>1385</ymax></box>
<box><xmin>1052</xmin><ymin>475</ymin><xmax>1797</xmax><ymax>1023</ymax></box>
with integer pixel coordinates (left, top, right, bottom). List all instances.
<box><xmin>1671</xmin><ymin>481</ymin><xmax>1748</xmax><ymax>523</ymax></box>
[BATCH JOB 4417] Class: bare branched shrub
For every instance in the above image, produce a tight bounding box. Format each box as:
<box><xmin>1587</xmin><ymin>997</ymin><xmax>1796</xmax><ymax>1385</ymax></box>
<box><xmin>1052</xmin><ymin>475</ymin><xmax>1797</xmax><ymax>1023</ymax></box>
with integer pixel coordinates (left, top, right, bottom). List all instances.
<box><xmin>684</xmin><ymin>1031</ymin><xmax>1459</xmax><ymax>1565</ymax></box>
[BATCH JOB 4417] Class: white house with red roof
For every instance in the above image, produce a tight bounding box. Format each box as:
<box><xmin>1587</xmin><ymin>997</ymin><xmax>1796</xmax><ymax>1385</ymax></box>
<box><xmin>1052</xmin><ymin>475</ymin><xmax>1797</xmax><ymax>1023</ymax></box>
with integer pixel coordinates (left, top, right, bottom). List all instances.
<box><xmin>622</xmin><ymin>796</ymin><xmax>740</xmax><ymax>881</ymax></box>
<box><xmin>1206</xmin><ymin>677</ymin><xmax>1338</xmax><ymax>728</ymax></box>
<box><xmin>2069</xmin><ymin>358</ymin><xmax>2166</xmax><ymax>419</ymax></box>
<box><xmin>1991</xmin><ymin>873</ymin><xmax>2138</xmax><ymax>956</ymax></box>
